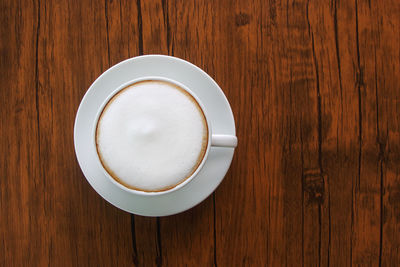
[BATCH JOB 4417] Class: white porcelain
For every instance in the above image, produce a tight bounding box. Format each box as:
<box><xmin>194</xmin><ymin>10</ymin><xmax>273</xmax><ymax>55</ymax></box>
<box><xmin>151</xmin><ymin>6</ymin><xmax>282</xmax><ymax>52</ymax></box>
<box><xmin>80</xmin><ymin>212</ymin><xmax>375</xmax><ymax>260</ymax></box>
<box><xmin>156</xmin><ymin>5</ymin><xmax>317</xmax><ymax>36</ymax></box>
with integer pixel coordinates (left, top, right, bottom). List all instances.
<box><xmin>74</xmin><ymin>55</ymin><xmax>237</xmax><ymax>216</ymax></box>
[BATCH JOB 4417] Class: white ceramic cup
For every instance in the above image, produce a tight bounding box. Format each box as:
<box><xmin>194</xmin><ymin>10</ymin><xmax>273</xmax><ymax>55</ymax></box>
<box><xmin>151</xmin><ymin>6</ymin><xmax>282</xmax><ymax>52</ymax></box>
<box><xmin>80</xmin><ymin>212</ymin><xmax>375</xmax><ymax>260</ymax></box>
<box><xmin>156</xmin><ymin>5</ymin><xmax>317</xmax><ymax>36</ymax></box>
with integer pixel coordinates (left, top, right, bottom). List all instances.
<box><xmin>93</xmin><ymin>76</ymin><xmax>237</xmax><ymax>196</ymax></box>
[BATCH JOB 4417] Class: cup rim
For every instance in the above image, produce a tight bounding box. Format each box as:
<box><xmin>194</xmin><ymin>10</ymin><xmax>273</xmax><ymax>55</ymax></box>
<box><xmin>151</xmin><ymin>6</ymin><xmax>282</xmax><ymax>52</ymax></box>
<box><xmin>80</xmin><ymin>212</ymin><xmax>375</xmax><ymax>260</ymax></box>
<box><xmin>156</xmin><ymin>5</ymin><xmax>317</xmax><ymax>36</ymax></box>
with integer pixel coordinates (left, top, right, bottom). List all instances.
<box><xmin>92</xmin><ymin>76</ymin><xmax>212</xmax><ymax>196</ymax></box>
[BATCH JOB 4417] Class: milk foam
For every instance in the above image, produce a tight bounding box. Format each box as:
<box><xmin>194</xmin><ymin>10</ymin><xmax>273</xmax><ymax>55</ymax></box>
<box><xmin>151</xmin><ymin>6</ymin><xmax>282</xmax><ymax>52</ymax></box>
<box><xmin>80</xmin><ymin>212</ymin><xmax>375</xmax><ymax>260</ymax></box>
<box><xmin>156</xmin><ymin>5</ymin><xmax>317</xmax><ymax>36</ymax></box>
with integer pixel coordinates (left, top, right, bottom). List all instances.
<box><xmin>96</xmin><ymin>80</ymin><xmax>208</xmax><ymax>192</ymax></box>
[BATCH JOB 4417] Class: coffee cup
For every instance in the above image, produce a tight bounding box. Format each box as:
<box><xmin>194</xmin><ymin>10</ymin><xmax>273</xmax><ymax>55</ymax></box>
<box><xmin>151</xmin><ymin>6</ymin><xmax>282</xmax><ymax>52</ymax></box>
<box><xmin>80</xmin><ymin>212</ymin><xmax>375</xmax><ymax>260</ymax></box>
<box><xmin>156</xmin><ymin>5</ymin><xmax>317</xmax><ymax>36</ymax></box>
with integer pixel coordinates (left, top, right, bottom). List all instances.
<box><xmin>93</xmin><ymin>76</ymin><xmax>237</xmax><ymax>196</ymax></box>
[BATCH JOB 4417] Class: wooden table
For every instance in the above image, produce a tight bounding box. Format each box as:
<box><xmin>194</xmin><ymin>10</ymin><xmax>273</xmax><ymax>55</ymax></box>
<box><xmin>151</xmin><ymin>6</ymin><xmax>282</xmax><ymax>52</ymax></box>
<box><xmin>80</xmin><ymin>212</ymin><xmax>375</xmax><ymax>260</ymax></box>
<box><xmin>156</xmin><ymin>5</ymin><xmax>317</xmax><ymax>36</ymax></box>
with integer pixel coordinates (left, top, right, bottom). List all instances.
<box><xmin>1</xmin><ymin>0</ymin><xmax>399</xmax><ymax>266</ymax></box>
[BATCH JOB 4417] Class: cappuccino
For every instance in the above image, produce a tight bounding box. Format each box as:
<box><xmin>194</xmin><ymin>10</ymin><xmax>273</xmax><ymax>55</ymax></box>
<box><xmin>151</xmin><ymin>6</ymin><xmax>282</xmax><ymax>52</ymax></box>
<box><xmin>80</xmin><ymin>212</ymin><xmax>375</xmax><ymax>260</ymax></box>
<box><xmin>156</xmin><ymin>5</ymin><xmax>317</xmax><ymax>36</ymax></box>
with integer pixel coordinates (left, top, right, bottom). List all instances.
<box><xmin>96</xmin><ymin>80</ymin><xmax>208</xmax><ymax>192</ymax></box>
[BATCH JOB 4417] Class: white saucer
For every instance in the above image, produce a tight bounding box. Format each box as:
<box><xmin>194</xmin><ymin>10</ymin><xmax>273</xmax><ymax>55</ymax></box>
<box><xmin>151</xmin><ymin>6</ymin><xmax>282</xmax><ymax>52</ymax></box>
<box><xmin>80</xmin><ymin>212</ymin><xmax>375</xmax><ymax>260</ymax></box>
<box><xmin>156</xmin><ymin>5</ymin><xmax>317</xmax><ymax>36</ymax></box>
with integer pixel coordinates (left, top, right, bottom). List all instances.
<box><xmin>74</xmin><ymin>55</ymin><xmax>236</xmax><ymax>216</ymax></box>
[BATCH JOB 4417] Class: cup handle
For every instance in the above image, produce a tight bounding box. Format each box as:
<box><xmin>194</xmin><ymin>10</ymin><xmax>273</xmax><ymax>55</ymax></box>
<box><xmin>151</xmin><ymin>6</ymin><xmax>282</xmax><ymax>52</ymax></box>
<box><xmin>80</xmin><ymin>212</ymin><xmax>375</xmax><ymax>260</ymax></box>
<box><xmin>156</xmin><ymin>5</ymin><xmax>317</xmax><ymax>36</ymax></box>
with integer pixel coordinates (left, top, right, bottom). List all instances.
<box><xmin>211</xmin><ymin>134</ymin><xmax>238</xmax><ymax>147</ymax></box>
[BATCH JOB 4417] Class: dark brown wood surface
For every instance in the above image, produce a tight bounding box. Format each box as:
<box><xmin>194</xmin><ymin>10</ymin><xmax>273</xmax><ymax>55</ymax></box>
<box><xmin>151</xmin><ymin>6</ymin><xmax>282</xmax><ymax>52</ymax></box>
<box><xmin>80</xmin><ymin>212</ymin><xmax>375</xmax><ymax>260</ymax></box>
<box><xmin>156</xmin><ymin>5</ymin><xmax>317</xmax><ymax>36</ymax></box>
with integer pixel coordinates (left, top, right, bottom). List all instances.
<box><xmin>1</xmin><ymin>0</ymin><xmax>399</xmax><ymax>266</ymax></box>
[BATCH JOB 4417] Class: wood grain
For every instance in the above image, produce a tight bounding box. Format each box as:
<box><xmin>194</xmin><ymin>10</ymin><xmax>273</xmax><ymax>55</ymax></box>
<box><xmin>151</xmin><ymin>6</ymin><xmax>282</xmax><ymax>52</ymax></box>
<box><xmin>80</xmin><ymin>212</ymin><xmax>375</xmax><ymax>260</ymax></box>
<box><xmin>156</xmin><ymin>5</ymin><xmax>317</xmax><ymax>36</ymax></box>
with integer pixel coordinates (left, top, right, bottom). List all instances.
<box><xmin>0</xmin><ymin>0</ymin><xmax>399</xmax><ymax>266</ymax></box>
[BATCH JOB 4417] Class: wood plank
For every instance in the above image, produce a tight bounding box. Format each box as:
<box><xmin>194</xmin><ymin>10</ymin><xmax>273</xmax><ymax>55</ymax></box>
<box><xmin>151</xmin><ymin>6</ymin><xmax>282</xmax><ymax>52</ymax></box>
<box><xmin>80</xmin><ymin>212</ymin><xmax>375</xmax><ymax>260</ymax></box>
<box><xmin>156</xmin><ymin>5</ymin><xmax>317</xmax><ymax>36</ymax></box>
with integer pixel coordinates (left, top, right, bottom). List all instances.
<box><xmin>371</xmin><ymin>0</ymin><xmax>400</xmax><ymax>265</ymax></box>
<box><xmin>105</xmin><ymin>0</ymin><xmax>140</xmax><ymax>65</ymax></box>
<box><xmin>308</xmin><ymin>0</ymin><xmax>359</xmax><ymax>266</ymax></box>
<box><xmin>281</xmin><ymin>1</ymin><xmax>331</xmax><ymax>265</ymax></box>
<box><xmin>140</xmin><ymin>0</ymin><xmax>168</xmax><ymax>55</ymax></box>
<box><xmin>35</xmin><ymin>0</ymin><xmax>133</xmax><ymax>265</ymax></box>
<box><xmin>209</xmin><ymin>0</ymin><xmax>272</xmax><ymax>265</ymax></box>
<box><xmin>0</xmin><ymin>0</ymin><xmax>41</xmax><ymax>265</ymax></box>
<box><xmin>352</xmin><ymin>0</ymin><xmax>381</xmax><ymax>265</ymax></box>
